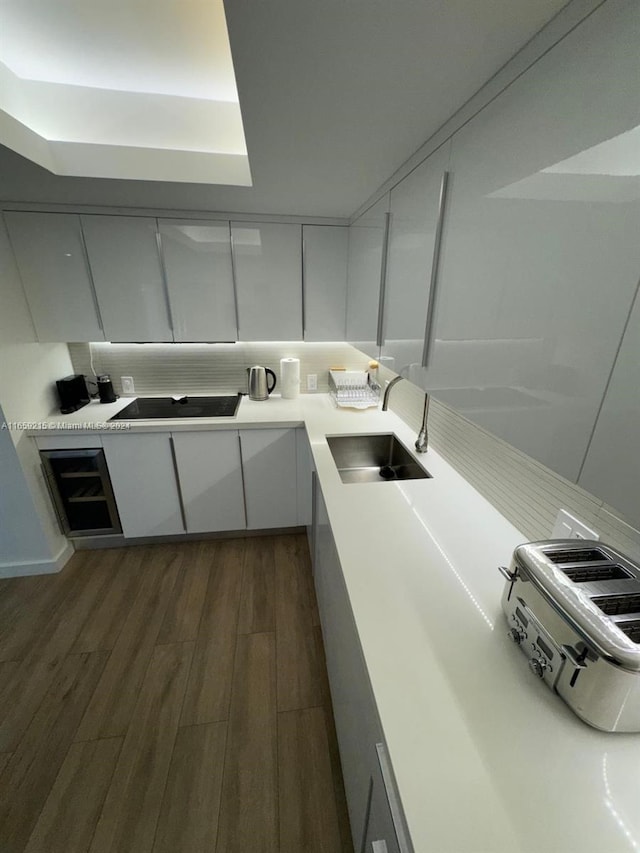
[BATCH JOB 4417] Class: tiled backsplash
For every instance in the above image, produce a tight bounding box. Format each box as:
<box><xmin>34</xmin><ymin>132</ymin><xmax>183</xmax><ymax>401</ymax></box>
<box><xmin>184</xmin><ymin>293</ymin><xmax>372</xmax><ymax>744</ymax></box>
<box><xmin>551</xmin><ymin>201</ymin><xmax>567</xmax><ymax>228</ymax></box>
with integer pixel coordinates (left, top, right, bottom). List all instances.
<box><xmin>377</xmin><ymin>362</ymin><xmax>640</xmax><ymax>563</ymax></box>
<box><xmin>69</xmin><ymin>341</ymin><xmax>370</xmax><ymax>396</ymax></box>
<box><xmin>69</xmin><ymin>341</ymin><xmax>640</xmax><ymax>562</ymax></box>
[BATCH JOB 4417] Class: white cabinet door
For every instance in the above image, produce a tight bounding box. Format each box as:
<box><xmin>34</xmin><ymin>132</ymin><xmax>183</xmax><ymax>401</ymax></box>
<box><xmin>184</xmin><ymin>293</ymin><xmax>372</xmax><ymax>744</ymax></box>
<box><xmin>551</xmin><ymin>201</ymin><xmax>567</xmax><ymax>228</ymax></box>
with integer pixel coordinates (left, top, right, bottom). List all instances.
<box><xmin>159</xmin><ymin>219</ymin><xmax>237</xmax><ymax>342</ymax></box>
<box><xmin>239</xmin><ymin>428</ymin><xmax>298</xmax><ymax>529</ymax></box>
<box><xmin>302</xmin><ymin>225</ymin><xmax>348</xmax><ymax>341</ymax></box>
<box><xmin>296</xmin><ymin>428</ymin><xmax>313</xmax><ymax>528</ymax></box>
<box><xmin>313</xmin><ymin>479</ymin><xmax>378</xmax><ymax>852</ymax></box>
<box><xmin>0</xmin><ymin>216</ymin><xmax>36</xmax><ymax>342</ymax></box>
<box><xmin>81</xmin><ymin>215</ymin><xmax>173</xmax><ymax>342</ymax></box>
<box><xmin>231</xmin><ymin>222</ymin><xmax>302</xmax><ymax>341</ymax></box>
<box><xmin>171</xmin><ymin>430</ymin><xmax>245</xmax><ymax>533</ymax></box>
<box><xmin>4</xmin><ymin>212</ymin><xmax>103</xmax><ymax>342</ymax></box>
<box><xmin>102</xmin><ymin>433</ymin><xmax>184</xmax><ymax>538</ymax></box>
<box><xmin>346</xmin><ymin>194</ymin><xmax>389</xmax><ymax>359</ymax></box>
<box><xmin>381</xmin><ymin>143</ymin><xmax>450</xmax><ymax>370</ymax></box>
<box><xmin>578</xmin><ymin>291</ymin><xmax>640</xmax><ymax>524</ymax></box>
<box><xmin>419</xmin><ymin>0</ymin><xmax>640</xmax><ymax>482</ymax></box>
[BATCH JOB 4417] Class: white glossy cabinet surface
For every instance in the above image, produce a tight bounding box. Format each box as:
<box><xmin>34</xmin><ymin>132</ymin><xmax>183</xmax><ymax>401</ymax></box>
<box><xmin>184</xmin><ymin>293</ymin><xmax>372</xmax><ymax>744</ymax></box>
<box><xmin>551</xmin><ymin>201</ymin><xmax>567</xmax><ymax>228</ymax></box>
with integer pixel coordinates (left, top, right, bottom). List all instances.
<box><xmin>0</xmin><ymin>216</ymin><xmax>36</xmax><ymax>342</ymax></box>
<box><xmin>296</xmin><ymin>428</ymin><xmax>313</xmax><ymax>527</ymax></box>
<box><xmin>231</xmin><ymin>222</ymin><xmax>302</xmax><ymax>341</ymax></box>
<box><xmin>381</xmin><ymin>143</ymin><xmax>450</xmax><ymax>371</ymax></box>
<box><xmin>579</xmin><ymin>289</ymin><xmax>640</xmax><ymax>524</ymax></box>
<box><xmin>4</xmin><ymin>212</ymin><xmax>103</xmax><ymax>342</ymax></box>
<box><xmin>81</xmin><ymin>215</ymin><xmax>173</xmax><ymax>342</ymax></box>
<box><xmin>346</xmin><ymin>194</ymin><xmax>388</xmax><ymax>359</ymax></box>
<box><xmin>313</xmin><ymin>479</ymin><xmax>379</xmax><ymax>852</ymax></box>
<box><xmin>102</xmin><ymin>433</ymin><xmax>184</xmax><ymax>538</ymax></box>
<box><xmin>159</xmin><ymin>219</ymin><xmax>237</xmax><ymax>342</ymax></box>
<box><xmin>171</xmin><ymin>430</ymin><xmax>245</xmax><ymax>533</ymax></box>
<box><xmin>239</xmin><ymin>428</ymin><xmax>298</xmax><ymax>529</ymax></box>
<box><xmin>302</xmin><ymin>225</ymin><xmax>348</xmax><ymax>341</ymax></box>
<box><xmin>414</xmin><ymin>0</ymin><xmax>640</xmax><ymax>482</ymax></box>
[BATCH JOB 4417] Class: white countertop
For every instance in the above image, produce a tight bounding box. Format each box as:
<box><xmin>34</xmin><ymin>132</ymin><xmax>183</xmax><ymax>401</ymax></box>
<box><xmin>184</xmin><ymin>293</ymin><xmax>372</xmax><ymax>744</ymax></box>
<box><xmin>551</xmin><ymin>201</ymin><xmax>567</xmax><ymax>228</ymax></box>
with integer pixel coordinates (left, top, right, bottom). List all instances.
<box><xmin>30</xmin><ymin>395</ymin><xmax>640</xmax><ymax>852</ymax></box>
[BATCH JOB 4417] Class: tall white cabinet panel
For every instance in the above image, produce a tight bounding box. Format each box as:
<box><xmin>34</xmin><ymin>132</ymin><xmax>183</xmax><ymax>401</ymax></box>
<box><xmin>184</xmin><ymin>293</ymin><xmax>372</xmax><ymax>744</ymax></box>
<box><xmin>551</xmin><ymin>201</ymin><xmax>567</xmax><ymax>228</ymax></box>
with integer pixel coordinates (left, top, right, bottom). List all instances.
<box><xmin>159</xmin><ymin>219</ymin><xmax>237</xmax><ymax>342</ymax></box>
<box><xmin>417</xmin><ymin>0</ymin><xmax>640</xmax><ymax>482</ymax></box>
<box><xmin>0</xmin><ymin>216</ymin><xmax>36</xmax><ymax>342</ymax></box>
<box><xmin>102</xmin><ymin>433</ymin><xmax>184</xmax><ymax>538</ymax></box>
<box><xmin>231</xmin><ymin>222</ymin><xmax>302</xmax><ymax>341</ymax></box>
<box><xmin>381</xmin><ymin>143</ymin><xmax>450</xmax><ymax>370</ymax></box>
<box><xmin>4</xmin><ymin>212</ymin><xmax>104</xmax><ymax>342</ymax></box>
<box><xmin>346</xmin><ymin>194</ymin><xmax>389</xmax><ymax>360</ymax></box>
<box><xmin>81</xmin><ymin>215</ymin><xmax>172</xmax><ymax>342</ymax></box>
<box><xmin>239</xmin><ymin>428</ymin><xmax>298</xmax><ymax>529</ymax></box>
<box><xmin>171</xmin><ymin>430</ymin><xmax>245</xmax><ymax>533</ymax></box>
<box><xmin>302</xmin><ymin>225</ymin><xmax>348</xmax><ymax>341</ymax></box>
<box><xmin>579</xmin><ymin>290</ymin><xmax>640</xmax><ymax>524</ymax></box>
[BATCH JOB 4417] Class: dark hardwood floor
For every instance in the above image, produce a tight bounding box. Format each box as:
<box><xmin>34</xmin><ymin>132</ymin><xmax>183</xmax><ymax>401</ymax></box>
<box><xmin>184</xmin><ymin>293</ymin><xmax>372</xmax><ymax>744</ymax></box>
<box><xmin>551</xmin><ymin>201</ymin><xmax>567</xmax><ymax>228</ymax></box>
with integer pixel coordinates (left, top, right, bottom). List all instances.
<box><xmin>0</xmin><ymin>534</ymin><xmax>353</xmax><ymax>853</ymax></box>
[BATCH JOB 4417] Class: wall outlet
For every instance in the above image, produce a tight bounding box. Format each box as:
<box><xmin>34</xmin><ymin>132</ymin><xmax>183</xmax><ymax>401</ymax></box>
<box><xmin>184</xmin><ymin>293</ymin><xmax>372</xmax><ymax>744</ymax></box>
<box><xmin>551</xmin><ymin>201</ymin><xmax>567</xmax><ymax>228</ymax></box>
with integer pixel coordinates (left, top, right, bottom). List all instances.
<box><xmin>121</xmin><ymin>376</ymin><xmax>135</xmax><ymax>395</ymax></box>
<box><xmin>552</xmin><ymin>509</ymin><xmax>599</xmax><ymax>541</ymax></box>
<box><xmin>307</xmin><ymin>373</ymin><xmax>317</xmax><ymax>392</ymax></box>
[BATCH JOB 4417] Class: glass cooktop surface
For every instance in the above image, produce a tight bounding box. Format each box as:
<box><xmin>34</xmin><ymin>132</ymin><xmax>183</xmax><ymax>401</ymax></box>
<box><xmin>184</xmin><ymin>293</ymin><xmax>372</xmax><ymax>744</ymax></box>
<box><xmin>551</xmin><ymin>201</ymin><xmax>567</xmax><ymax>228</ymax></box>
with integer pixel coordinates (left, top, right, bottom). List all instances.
<box><xmin>109</xmin><ymin>395</ymin><xmax>241</xmax><ymax>420</ymax></box>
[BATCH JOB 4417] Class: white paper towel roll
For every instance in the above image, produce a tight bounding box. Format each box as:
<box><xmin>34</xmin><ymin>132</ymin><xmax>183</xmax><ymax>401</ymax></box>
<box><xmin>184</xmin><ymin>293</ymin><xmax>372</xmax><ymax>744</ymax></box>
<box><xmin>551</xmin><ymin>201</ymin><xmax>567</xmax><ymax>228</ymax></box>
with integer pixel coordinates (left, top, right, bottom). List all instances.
<box><xmin>280</xmin><ymin>357</ymin><xmax>300</xmax><ymax>399</ymax></box>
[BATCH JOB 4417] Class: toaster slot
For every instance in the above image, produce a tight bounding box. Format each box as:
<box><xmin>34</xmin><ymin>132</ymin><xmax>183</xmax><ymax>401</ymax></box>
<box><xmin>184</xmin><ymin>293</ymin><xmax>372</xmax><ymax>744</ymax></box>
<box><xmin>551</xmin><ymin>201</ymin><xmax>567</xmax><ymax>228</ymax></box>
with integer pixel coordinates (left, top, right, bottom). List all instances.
<box><xmin>591</xmin><ymin>593</ymin><xmax>640</xmax><ymax>616</ymax></box>
<box><xmin>613</xmin><ymin>619</ymin><xmax>640</xmax><ymax>644</ymax></box>
<box><xmin>545</xmin><ymin>548</ymin><xmax>608</xmax><ymax>564</ymax></box>
<box><xmin>560</xmin><ymin>564</ymin><xmax>632</xmax><ymax>583</ymax></box>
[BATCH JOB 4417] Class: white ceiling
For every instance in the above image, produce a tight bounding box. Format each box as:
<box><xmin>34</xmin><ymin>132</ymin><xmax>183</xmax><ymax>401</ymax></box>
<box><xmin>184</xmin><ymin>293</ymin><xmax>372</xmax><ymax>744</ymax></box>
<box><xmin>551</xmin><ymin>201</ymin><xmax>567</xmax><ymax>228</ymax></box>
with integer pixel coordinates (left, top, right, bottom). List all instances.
<box><xmin>0</xmin><ymin>0</ymin><xmax>570</xmax><ymax>217</ymax></box>
<box><xmin>0</xmin><ymin>0</ymin><xmax>251</xmax><ymax>185</ymax></box>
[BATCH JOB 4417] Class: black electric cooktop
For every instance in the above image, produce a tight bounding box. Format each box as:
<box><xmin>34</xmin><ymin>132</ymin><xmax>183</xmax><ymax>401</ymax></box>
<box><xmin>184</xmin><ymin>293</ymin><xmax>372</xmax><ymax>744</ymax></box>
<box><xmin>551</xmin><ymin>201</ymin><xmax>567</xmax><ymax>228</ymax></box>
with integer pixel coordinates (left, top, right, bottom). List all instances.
<box><xmin>109</xmin><ymin>395</ymin><xmax>241</xmax><ymax>420</ymax></box>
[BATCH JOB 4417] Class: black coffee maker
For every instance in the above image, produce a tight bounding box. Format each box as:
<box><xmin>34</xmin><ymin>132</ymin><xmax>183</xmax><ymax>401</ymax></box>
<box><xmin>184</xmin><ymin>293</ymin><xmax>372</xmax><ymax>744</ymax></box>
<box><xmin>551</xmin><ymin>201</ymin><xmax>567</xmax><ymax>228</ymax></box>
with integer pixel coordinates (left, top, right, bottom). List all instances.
<box><xmin>56</xmin><ymin>374</ymin><xmax>90</xmax><ymax>414</ymax></box>
<box><xmin>97</xmin><ymin>374</ymin><xmax>118</xmax><ymax>404</ymax></box>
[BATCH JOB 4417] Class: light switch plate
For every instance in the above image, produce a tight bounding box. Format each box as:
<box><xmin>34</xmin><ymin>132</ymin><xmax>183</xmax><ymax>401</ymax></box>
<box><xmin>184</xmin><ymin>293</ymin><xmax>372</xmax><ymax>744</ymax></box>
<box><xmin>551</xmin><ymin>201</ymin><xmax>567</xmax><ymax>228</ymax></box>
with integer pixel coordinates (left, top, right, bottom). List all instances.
<box><xmin>121</xmin><ymin>376</ymin><xmax>135</xmax><ymax>395</ymax></box>
<box><xmin>307</xmin><ymin>374</ymin><xmax>317</xmax><ymax>392</ymax></box>
<box><xmin>552</xmin><ymin>509</ymin><xmax>599</xmax><ymax>541</ymax></box>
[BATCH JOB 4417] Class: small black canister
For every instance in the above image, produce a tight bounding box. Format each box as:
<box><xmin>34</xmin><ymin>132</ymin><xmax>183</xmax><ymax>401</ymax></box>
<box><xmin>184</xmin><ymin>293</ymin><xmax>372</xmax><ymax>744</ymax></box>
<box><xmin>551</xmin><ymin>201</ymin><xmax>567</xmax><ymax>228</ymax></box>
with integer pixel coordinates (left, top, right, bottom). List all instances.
<box><xmin>97</xmin><ymin>374</ymin><xmax>118</xmax><ymax>404</ymax></box>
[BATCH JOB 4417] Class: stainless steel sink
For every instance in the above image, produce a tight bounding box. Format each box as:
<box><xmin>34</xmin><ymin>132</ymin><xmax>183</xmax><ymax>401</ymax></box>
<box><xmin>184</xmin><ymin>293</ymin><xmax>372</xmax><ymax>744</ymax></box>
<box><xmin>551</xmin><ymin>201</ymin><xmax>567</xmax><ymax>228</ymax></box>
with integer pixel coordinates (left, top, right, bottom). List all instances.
<box><xmin>326</xmin><ymin>433</ymin><xmax>432</xmax><ymax>484</ymax></box>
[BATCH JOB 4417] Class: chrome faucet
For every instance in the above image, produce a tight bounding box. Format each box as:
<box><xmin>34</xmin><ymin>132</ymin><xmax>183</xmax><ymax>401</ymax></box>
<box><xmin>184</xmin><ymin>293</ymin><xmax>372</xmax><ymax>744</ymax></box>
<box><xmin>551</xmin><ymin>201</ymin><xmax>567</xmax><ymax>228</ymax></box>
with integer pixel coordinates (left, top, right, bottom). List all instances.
<box><xmin>382</xmin><ymin>376</ymin><xmax>430</xmax><ymax>453</ymax></box>
<box><xmin>415</xmin><ymin>393</ymin><xmax>429</xmax><ymax>453</ymax></box>
<box><xmin>381</xmin><ymin>375</ymin><xmax>403</xmax><ymax>411</ymax></box>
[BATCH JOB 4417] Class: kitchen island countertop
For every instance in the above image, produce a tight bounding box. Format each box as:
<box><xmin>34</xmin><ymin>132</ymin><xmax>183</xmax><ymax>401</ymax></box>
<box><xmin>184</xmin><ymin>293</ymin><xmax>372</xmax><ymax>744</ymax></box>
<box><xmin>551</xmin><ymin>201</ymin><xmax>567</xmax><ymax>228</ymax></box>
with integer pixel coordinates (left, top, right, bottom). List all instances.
<box><xmin>28</xmin><ymin>394</ymin><xmax>640</xmax><ymax>852</ymax></box>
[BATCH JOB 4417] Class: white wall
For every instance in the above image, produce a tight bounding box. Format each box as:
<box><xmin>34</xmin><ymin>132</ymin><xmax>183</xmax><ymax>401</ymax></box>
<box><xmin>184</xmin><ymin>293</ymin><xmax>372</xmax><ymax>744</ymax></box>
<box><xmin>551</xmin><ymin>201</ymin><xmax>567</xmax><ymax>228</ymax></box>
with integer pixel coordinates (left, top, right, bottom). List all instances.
<box><xmin>0</xmin><ymin>401</ymin><xmax>61</xmax><ymax>575</ymax></box>
<box><xmin>0</xmin><ymin>341</ymin><xmax>75</xmax><ymax>574</ymax></box>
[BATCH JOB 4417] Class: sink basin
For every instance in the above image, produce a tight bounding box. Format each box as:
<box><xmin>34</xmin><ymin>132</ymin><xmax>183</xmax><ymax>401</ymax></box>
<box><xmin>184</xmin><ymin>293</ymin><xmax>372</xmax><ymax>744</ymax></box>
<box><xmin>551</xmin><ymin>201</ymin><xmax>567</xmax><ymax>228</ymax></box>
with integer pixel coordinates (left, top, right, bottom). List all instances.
<box><xmin>326</xmin><ymin>433</ymin><xmax>432</xmax><ymax>484</ymax></box>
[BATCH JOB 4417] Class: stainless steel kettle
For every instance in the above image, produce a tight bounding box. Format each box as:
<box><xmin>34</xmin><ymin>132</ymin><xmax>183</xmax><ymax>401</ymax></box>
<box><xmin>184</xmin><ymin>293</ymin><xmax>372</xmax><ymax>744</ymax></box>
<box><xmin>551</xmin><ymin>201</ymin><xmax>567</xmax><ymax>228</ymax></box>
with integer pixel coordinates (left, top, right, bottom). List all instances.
<box><xmin>247</xmin><ymin>365</ymin><xmax>277</xmax><ymax>401</ymax></box>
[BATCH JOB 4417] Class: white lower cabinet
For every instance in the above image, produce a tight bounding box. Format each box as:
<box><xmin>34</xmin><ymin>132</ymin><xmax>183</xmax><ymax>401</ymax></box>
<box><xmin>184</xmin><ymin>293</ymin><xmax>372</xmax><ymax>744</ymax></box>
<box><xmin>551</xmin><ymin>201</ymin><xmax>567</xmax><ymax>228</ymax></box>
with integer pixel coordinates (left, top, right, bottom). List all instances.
<box><xmin>239</xmin><ymin>428</ymin><xmax>299</xmax><ymax>529</ymax></box>
<box><xmin>171</xmin><ymin>431</ymin><xmax>245</xmax><ymax>533</ymax></box>
<box><xmin>99</xmin><ymin>427</ymin><xmax>305</xmax><ymax>538</ymax></box>
<box><xmin>102</xmin><ymin>434</ymin><xmax>184</xmax><ymax>538</ymax></box>
<box><xmin>313</xmin><ymin>478</ymin><xmax>409</xmax><ymax>853</ymax></box>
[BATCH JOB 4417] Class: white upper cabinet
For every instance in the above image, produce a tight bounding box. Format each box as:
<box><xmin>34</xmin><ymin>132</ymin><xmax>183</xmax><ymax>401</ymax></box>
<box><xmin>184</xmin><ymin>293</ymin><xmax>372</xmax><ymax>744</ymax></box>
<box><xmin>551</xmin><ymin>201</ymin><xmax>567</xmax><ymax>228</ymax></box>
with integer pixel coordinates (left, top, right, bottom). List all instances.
<box><xmin>381</xmin><ymin>143</ymin><xmax>450</xmax><ymax>370</ymax></box>
<box><xmin>231</xmin><ymin>222</ymin><xmax>302</xmax><ymax>341</ymax></box>
<box><xmin>302</xmin><ymin>225</ymin><xmax>348</xmax><ymax>341</ymax></box>
<box><xmin>81</xmin><ymin>215</ymin><xmax>172</xmax><ymax>342</ymax></box>
<box><xmin>159</xmin><ymin>219</ymin><xmax>237</xmax><ymax>342</ymax></box>
<box><xmin>4</xmin><ymin>212</ymin><xmax>104</xmax><ymax>342</ymax></box>
<box><xmin>0</xmin><ymin>215</ymin><xmax>37</xmax><ymax>343</ymax></box>
<box><xmin>346</xmin><ymin>194</ymin><xmax>389</xmax><ymax>360</ymax></box>
<box><xmin>416</xmin><ymin>0</ymin><xmax>640</xmax><ymax>482</ymax></box>
<box><xmin>578</xmin><ymin>290</ymin><xmax>640</xmax><ymax>524</ymax></box>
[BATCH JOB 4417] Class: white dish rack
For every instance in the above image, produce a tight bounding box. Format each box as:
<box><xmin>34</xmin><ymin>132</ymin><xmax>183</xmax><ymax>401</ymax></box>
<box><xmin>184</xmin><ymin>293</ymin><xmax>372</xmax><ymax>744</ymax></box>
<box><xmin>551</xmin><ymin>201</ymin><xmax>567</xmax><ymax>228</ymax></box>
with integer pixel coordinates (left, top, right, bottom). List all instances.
<box><xmin>329</xmin><ymin>370</ymin><xmax>380</xmax><ymax>409</ymax></box>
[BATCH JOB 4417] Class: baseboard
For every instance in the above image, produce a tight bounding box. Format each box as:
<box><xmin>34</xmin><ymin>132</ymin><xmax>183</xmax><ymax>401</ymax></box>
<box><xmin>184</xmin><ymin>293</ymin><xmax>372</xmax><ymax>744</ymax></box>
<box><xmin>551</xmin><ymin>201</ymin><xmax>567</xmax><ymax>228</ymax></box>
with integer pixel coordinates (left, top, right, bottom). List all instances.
<box><xmin>73</xmin><ymin>526</ymin><xmax>306</xmax><ymax>550</ymax></box>
<box><xmin>0</xmin><ymin>538</ymin><xmax>74</xmax><ymax>579</ymax></box>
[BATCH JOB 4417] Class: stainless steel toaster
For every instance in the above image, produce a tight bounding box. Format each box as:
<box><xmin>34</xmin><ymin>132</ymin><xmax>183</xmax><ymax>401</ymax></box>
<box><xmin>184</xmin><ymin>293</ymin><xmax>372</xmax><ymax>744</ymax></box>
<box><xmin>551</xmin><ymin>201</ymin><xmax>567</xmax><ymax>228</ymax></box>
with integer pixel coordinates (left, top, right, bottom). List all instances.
<box><xmin>500</xmin><ymin>540</ymin><xmax>640</xmax><ymax>732</ymax></box>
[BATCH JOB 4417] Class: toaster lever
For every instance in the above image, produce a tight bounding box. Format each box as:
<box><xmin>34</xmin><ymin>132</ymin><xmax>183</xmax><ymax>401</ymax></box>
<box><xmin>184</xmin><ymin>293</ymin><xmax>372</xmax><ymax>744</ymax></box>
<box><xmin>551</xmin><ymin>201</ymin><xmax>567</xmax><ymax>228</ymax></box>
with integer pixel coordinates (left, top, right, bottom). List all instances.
<box><xmin>562</xmin><ymin>644</ymin><xmax>588</xmax><ymax>668</ymax></box>
<box><xmin>498</xmin><ymin>565</ymin><xmax>517</xmax><ymax>582</ymax></box>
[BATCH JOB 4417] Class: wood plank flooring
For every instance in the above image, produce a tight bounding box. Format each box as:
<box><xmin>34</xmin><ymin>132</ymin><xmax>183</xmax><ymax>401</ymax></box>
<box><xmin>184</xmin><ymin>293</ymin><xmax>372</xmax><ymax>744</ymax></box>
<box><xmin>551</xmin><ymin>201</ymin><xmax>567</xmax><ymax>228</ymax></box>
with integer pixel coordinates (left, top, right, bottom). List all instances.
<box><xmin>0</xmin><ymin>534</ymin><xmax>353</xmax><ymax>853</ymax></box>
